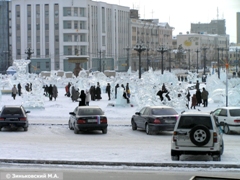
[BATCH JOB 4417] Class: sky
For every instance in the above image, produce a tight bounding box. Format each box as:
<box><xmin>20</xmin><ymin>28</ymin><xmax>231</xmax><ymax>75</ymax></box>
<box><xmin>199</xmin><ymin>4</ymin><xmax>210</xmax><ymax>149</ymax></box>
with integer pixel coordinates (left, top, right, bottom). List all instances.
<box><xmin>101</xmin><ymin>0</ymin><xmax>240</xmax><ymax>43</ymax></box>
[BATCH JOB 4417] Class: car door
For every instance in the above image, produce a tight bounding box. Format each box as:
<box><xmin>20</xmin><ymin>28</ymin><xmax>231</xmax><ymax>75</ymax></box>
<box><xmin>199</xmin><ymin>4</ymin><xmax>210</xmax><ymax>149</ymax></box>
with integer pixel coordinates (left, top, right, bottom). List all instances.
<box><xmin>135</xmin><ymin>107</ymin><xmax>147</xmax><ymax>129</ymax></box>
<box><xmin>217</xmin><ymin>109</ymin><xmax>228</xmax><ymax>124</ymax></box>
<box><xmin>70</xmin><ymin>107</ymin><xmax>78</xmax><ymax>125</ymax></box>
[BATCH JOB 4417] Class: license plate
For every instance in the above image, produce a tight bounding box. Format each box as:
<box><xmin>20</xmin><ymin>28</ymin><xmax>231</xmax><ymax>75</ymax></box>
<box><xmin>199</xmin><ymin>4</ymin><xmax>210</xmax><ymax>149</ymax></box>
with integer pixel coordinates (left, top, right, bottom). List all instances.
<box><xmin>88</xmin><ymin>119</ymin><xmax>97</xmax><ymax>123</ymax></box>
<box><xmin>178</xmin><ymin>135</ymin><xmax>189</xmax><ymax>140</ymax></box>
<box><xmin>164</xmin><ymin>120</ymin><xmax>175</xmax><ymax>123</ymax></box>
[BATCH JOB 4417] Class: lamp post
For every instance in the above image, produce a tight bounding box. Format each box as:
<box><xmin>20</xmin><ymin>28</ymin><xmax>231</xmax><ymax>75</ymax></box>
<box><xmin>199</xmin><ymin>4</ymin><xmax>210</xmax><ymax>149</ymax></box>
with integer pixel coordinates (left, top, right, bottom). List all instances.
<box><xmin>25</xmin><ymin>47</ymin><xmax>34</xmax><ymax>73</ymax></box>
<box><xmin>168</xmin><ymin>48</ymin><xmax>172</xmax><ymax>72</ymax></box>
<box><xmin>195</xmin><ymin>49</ymin><xmax>200</xmax><ymax>73</ymax></box>
<box><xmin>124</xmin><ymin>46</ymin><xmax>131</xmax><ymax>71</ymax></box>
<box><xmin>134</xmin><ymin>44</ymin><xmax>146</xmax><ymax>79</ymax></box>
<box><xmin>157</xmin><ymin>46</ymin><xmax>167</xmax><ymax>74</ymax></box>
<box><xmin>216</xmin><ymin>47</ymin><xmax>222</xmax><ymax>79</ymax></box>
<box><xmin>146</xmin><ymin>45</ymin><xmax>151</xmax><ymax>71</ymax></box>
<box><xmin>236</xmin><ymin>48</ymin><xmax>238</xmax><ymax>73</ymax></box>
<box><xmin>202</xmin><ymin>47</ymin><xmax>208</xmax><ymax>75</ymax></box>
<box><xmin>187</xmin><ymin>49</ymin><xmax>191</xmax><ymax>71</ymax></box>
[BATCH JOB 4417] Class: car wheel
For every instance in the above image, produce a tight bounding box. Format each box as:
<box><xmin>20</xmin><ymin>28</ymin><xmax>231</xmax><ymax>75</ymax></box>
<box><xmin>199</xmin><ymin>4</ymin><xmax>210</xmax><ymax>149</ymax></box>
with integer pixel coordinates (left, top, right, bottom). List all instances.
<box><xmin>102</xmin><ymin>128</ymin><xmax>107</xmax><ymax>134</ymax></box>
<box><xmin>23</xmin><ymin>127</ymin><xmax>28</xmax><ymax>131</ymax></box>
<box><xmin>145</xmin><ymin>124</ymin><xmax>152</xmax><ymax>135</ymax></box>
<box><xmin>223</xmin><ymin>124</ymin><xmax>230</xmax><ymax>134</ymax></box>
<box><xmin>68</xmin><ymin>120</ymin><xmax>73</xmax><ymax>130</ymax></box>
<box><xmin>171</xmin><ymin>155</ymin><xmax>179</xmax><ymax>161</ymax></box>
<box><xmin>220</xmin><ymin>140</ymin><xmax>224</xmax><ymax>155</ymax></box>
<box><xmin>131</xmin><ymin>119</ymin><xmax>137</xmax><ymax>130</ymax></box>
<box><xmin>74</xmin><ymin>125</ymin><xmax>79</xmax><ymax>134</ymax></box>
<box><xmin>190</xmin><ymin>125</ymin><xmax>210</xmax><ymax>146</ymax></box>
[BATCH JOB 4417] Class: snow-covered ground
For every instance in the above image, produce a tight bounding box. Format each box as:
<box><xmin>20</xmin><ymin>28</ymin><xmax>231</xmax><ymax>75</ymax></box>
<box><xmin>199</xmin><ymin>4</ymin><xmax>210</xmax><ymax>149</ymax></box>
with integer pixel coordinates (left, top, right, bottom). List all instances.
<box><xmin>1</xmin><ymin>87</ymin><xmax>240</xmax><ymax>166</ymax></box>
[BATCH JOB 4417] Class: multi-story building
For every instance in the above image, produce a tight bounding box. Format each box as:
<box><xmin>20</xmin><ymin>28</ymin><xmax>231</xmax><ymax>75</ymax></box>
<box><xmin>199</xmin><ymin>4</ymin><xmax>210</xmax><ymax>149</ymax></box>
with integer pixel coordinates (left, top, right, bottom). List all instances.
<box><xmin>176</xmin><ymin>33</ymin><xmax>229</xmax><ymax>70</ymax></box>
<box><xmin>9</xmin><ymin>0</ymin><xmax>130</xmax><ymax>74</ymax></box>
<box><xmin>130</xmin><ymin>10</ymin><xmax>174</xmax><ymax>71</ymax></box>
<box><xmin>191</xmin><ymin>19</ymin><xmax>226</xmax><ymax>35</ymax></box>
<box><xmin>237</xmin><ymin>12</ymin><xmax>240</xmax><ymax>44</ymax></box>
<box><xmin>0</xmin><ymin>0</ymin><xmax>10</xmax><ymax>74</ymax></box>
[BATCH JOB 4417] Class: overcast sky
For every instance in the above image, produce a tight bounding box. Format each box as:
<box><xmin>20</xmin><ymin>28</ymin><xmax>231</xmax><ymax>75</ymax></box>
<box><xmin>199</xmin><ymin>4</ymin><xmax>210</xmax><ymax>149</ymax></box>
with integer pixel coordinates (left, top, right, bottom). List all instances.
<box><xmin>101</xmin><ymin>0</ymin><xmax>239</xmax><ymax>43</ymax></box>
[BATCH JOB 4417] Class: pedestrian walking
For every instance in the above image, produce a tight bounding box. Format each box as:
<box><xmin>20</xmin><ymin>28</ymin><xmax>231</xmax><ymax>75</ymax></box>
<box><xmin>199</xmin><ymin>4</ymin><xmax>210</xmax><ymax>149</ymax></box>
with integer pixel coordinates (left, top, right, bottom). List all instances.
<box><xmin>52</xmin><ymin>85</ymin><xmax>58</xmax><ymax>101</ymax></box>
<box><xmin>17</xmin><ymin>83</ymin><xmax>22</xmax><ymax>96</ymax></box>
<box><xmin>12</xmin><ymin>85</ymin><xmax>18</xmax><ymax>100</ymax></box>
<box><xmin>186</xmin><ymin>90</ymin><xmax>191</xmax><ymax>109</ymax></box>
<box><xmin>196</xmin><ymin>89</ymin><xmax>202</xmax><ymax>106</ymax></box>
<box><xmin>126</xmin><ymin>83</ymin><xmax>131</xmax><ymax>98</ymax></box>
<box><xmin>79</xmin><ymin>90</ymin><xmax>86</xmax><ymax>106</ymax></box>
<box><xmin>89</xmin><ymin>85</ymin><xmax>95</xmax><ymax>101</ymax></box>
<box><xmin>115</xmin><ymin>84</ymin><xmax>119</xmax><ymax>99</ymax></box>
<box><xmin>95</xmin><ymin>85</ymin><xmax>102</xmax><ymax>101</ymax></box>
<box><xmin>201</xmin><ymin>87</ymin><xmax>209</xmax><ymax>107</ymax></box>
<box><xmin>48</xmin><ymin>84</ymin><xmax>53</xmax><ymax>101</ymax></box>
<box><xmin>106</xmin><ymin>83</ymin><xmax>111</xmax><ymax>100</ymax></box>
<box><xmin>191</xmin><ymin>94</ymin><xmax>197</xmax><ymax>109</ymax></box>
<box><xmin>196</xmin><ymin>80</ymin><xmax>200</xmax><ymax>90</ymax></box>
<box><xmin>85</xmin><ymin>89</ymin><xmax>90</xmax><ymax>106</ymax></box>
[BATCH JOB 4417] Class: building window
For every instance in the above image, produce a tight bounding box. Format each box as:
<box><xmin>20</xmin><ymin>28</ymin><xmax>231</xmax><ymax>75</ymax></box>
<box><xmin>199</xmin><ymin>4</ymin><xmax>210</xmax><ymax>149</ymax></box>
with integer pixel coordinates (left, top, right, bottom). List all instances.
<box><xmin>45</xmin><ymin>24</ymin><xmax>49</xmax><ymax>30</ymax></box>
<box><xmin>64</xmin><ymin>46</ymin><xmax>72</xmax><ymax>55</ymax></box>
<box><xmin>74</xmin><ymin>21</ymin><xmax>78</xmax><ymax>29</ymax></box>
<box><xmin>28</xmin><ymin>36</ymin><xmax>31</xmax><ymax>42</ymax></box>
<box><xmin>27</xmin><ymin>11</ymin><xmax>31</xmax><ymax>17</ymax></box>
<box><xmin>64</xmin><ymin>21</ymin><xmax>72</xmax><ymax>29</ymax></box>
<box><xmin>36</xmin><ymin>12</ymin><xmax>40</xmax><ymax>18</ymax></box>
<box><xmin>80</xmin><ymin>34</ymin><xmax>85</xmax><ymax>42</ymax></box>
<box><xmin>16</xmin><ymin>24</ymin><xmax>20</xmax><ymax>30</ymax></box>
<box><xmin>55</xmin><ymin>10</ymin><xmax>59</xmax><ymax>17</ymax></box>
<box><xmin>74</xmin><ymin>8</ymin><xmax>78</xmax><ymax>16</ymax></box>
<box><xmin>28</xmin><ymin>24</ymin><xmax>31</xmax><ymax>30</ymax></box>
<box><xmin>17</xmin><ymin>36</ymin><xmax>21</xmax><ymax>42</ymax></box>
<box><xmin>63</xmin><ymin>7</ymin><xmax>71</xmax><ymax>16</ymax></box>
<box><xmin>46</xmin><ymin>62</ymin><xmax>49</xmax><ymax>69</ymax></box>
<box><xmin>45</xmin><ymin>10</ymin><xmax>49</xmax><ymax>18</ymax></box>
<box><xmin>46</xmin><ymin>49</ymin><xmax>49</xmax><ymax>55</ymax></box>
<box><xmin>36</xmin><ymin>24</ymin><xmax>40</xmax><ymax>30</ymax></box>
<box><xmin>55</xmin><ymin>36</ymin><xmax>59</xmax><ymax>42</ymax></box>
<box><xmin>74</xmin><ymin>35</ymin><xmax>78</xmax><ymax>42</ymax></box>
<box><xmin>55</xmin><ymin>23</ymin><xmax>59</xmax><ymax>30</ymax></box>
<box><xmin>37</xmin><ymin>36</ymin><xmax>40</xmax><ymax>42</ymax></box>
<box><xmin>80</xmin><ymin>21</ymin><xmax>85</xmax><ymax>29</ymax></box>
<box><xmin>17</xmin><ymin>49</ymin><xmax>21</xmax><ymax>55</ymax></box>
<box><xmin>37</xmin><ymin>62</ymin><xmax>40</xmax><ymax>68</ymax></box>
<box><xmin>16</xmin><ymin>11</ymin><xmax>20</xmax><ymax>18</ymax></box>
<box><xmin>80</xmin><ymin>8</ymin><xmax>85</xmax><ymax>17</ymax></box>
<box><xmin>37</xmin><ymin>49</ymin><xmax>40</xmax><ymax>56</ymax></box>
<box><xmin>45</xmin><ymin>36</ymin><xmax>49</xmax><ymax>42</ymax></box>
<box><xmin>55</xmin><ymin>48</ymin><xmax>59</xmax><ymax>55</ymax></box>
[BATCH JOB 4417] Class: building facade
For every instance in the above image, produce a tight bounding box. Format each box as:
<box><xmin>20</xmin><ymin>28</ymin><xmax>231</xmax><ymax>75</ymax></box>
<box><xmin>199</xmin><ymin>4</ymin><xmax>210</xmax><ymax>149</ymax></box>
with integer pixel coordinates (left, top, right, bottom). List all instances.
<box><xmin>177</xmin><ymin>33</ymin><xmax>229</xmax><ymax>70</ymax></box>
<box><xmin>237</xmin><ymin>12</ymin><xmax>240</xmax><ymax>44</ymax></box>
<box><xmin>9</xmin><ymin>0</ymin><xmax>130</xmax><ymax>73</ymax></box>
<box><xmin>0</xmin><ymin>0</ymin><xmax>10</xmax><ymax>74</ymax></box>
<box><xmin>191</xmin><ymin>19</ymin><xmax>226</xmax><ymax>35</ymax></box>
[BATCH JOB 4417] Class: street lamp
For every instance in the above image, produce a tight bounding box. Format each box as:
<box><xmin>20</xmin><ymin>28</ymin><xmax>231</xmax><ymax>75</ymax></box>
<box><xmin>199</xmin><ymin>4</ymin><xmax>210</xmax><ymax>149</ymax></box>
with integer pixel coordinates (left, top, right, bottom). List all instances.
<box><xmin>202</xmin><ymin>47</ymin><xmax>208</xmax><ymax>75</ymax></box>
<box><xmin>134</xmin><ymin>44</ymin><xmax>146</xmax><ymax>79</ymax></box>
<box><xmin>216</xmin><ymin>47</ymin><xmax>222</xmax><ymax>79</ymax></box>
<box><xmin>186</xmin><ymin>49</ymin><xmax>191</xmax><ymax>71</ymax></box>
<box><xmin>157</xmin><ymin>46</ymin><xmax>167</xmax><ymax>74</ymax></box>
<box><xmin>146</xmin><ymin>45</ymin><xmax>151</xmax><ymax>71</ymax></box>
<box><xmin>25</xmin><ymin>47</ymin><xmax>34</xmax><ymax>73</ymax></box>
<box><xmin>124</xmin><ymin>46</ymin><xmax>131</xmax><ymax>71</ymax></box>
<box><xmin>168</xmin><ymin>48</ymin><xmax>172</xmax><ymax>72</ymax></box>
<box><xmin>236</xmin><ymin>48</ymin><xmax>238</xmax><ymax>73</ymax></box>
<box><xmin>195</xmin><ymin>49</ymin><xmax>200</xmax><ymax>74</ymax></box>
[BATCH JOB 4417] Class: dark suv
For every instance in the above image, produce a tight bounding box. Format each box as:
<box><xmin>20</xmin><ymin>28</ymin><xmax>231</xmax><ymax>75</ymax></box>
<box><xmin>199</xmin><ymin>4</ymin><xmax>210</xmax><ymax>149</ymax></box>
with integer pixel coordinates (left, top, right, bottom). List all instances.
<box><xmin>0</xmin><ymin>105</ymin><xmax>30</xmax><ymax>131</ymax></box>
<box><xmin>171</xmin><ymin>112</ymin><xmax>224</xmax><ymax>161</ymax></box>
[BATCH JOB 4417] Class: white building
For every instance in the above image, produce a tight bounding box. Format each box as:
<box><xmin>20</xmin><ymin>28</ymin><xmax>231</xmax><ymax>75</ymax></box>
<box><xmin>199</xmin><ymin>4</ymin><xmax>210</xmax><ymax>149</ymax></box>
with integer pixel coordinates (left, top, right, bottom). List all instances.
<box><xmin>10</xmin><ymin>0</ymin><xmax>130</xmax><ymax>72</ymax></box>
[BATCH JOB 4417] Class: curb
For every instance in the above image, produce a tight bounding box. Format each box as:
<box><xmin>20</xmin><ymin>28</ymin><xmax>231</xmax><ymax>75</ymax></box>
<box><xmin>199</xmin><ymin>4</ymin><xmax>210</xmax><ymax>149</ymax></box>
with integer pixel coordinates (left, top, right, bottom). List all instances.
<box><xmin>1</xmin><ymin>159</ymin><xmax>240</xmax><ymax>169</ymax></box>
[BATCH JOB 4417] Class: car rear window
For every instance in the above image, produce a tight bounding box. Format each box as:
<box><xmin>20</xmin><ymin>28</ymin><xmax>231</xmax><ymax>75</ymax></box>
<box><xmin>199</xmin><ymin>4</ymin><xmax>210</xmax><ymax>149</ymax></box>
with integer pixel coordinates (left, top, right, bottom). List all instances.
<box><xmin>78</xmin><ymin>108</ymin><xmax>103</xmax><ymax>115</ymax></box>
<box><xmin>151</xmin><ymin>108</ymin><xmax>177</xmax><ymax>115</ymax></box>
<box><xmin>2</xmin><ymin>108</ymin><xmax>23</xmax><ymax>115</ymax></box>
<box><xmin>178</xmin><ymin>116</ymin><xmax>213</xmax><ymax>129</ymax></box>
<box><xmin>229</xmin><ymin>109</ymin><xmax>240</xmax><ymax>116</ymax></box>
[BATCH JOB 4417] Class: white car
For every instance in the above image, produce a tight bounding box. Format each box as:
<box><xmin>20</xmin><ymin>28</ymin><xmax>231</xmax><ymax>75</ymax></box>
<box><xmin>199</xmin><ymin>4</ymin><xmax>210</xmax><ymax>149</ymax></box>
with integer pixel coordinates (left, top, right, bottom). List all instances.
<box><xmin>212</xmin><ymin>107</ymin><xmax>240</xmax><ymax>134</ymax></box>
<box><xmin>171</xmin><ymin>112</ymin><xmax>224</xmax><ymax>161</ymax></box>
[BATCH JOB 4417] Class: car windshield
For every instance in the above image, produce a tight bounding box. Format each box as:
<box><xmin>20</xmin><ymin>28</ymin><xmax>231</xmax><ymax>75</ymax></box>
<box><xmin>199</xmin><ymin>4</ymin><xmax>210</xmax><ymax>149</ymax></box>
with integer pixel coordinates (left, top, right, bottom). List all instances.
<box><xmin>2</xmin><ymin>108</ymin><xmax>23</xmax><ymax>115</ymax></box>
<box><xmin>178</xmin><ymin>116</ymin><xmax>213</xmax><ymax>129</ymax></box>
<box><xmin>78</xmin><ymin>108</ymin><xmax>103</xmax><ymax>116</ymax></box>
<box><xmin>151</xmin><ymin>108</ymin><xmax>177</xmax><ymax>115</ymax></box>
<box><xmin>229</xmin><ymin>109</ymin><xmax>240</xmax><ymax>116</ymax></box>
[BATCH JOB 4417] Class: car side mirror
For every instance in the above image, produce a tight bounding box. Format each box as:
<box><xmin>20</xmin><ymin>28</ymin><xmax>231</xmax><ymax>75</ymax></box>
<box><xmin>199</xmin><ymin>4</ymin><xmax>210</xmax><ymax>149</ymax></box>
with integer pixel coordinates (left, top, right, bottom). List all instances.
<box><xmin>135</xmin><ymin>112</ymin><xmax>140</xmax><ymax>115</ymax></box>
<box><xmin>25</xmin><ymin>111</ymin><xmax>30</xmax><ymax>113</ymax></box>
<box><xmin>69</xmin><ymin>112</ymin><xmax>76</xmax><ymax>116</ymax></box>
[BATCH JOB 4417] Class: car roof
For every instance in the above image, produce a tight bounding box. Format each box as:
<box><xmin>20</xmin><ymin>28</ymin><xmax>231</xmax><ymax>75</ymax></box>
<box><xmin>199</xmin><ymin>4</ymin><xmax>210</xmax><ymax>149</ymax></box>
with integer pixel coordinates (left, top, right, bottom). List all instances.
<box><xmin>3</xmin><ymin>105</ymin><xmax>22</xmax><ymax>108</ymax></box>
<box><xmin>77</xmin><ymin>106</ymin><xmax>101</xmax><ymax>109</ymax></box>
<box><xmin>145</xmin><ymin>106</ymin><xmax>174</xmax><ymax>109</ymax></box>
<box><xmin>181</xmin><ymin>111</ymin><xmax>211</xmax><ymax>116</ymax></box>
<box><xmin>218</xmin><ymin>107</ymin><xmax>240</xmax><ymax>110</ymax></box>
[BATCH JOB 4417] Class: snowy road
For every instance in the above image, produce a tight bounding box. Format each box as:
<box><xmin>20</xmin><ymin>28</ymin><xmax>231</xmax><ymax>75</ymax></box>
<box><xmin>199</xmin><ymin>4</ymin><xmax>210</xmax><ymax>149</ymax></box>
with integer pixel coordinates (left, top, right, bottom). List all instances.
<box><xmin>1</xmin><ymin>124</ymin><xmax>240</xmax><ymax>165</ymax></box>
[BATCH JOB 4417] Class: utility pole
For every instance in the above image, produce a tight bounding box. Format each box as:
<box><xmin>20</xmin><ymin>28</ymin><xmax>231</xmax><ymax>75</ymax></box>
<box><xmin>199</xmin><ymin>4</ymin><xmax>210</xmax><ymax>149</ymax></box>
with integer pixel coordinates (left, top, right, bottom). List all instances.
<box><xmin>202</xmin><ymin>47</ymin><xmax>208</xmax><ymax>75</ymax></box>
<box><xmin>187</xmin><ymin>49</ymin><xmax>191</xmax><ymax>71</ymax></box>
<box><xmin>134</xmin><ymin>44</ymin><xmax>146</xmax><ymax>79</ymax></box>
<box><xmin>157</xmin><ymin>46</ymin><xmax>167</xmax><ymax>74</ymax></box>
<box><xmin>146</xmin><ymin>45</ymin><xmax>150</xmax><ymax>71</ymax></box>
<box><xmin>217</xmin><ymin>47</ymin><xmax>222</xmax><ymax>79</ymax></box>
<box><xmin>25</xmin><ymin>47</ymin><xmax>34</xmax><ymax>73</ymax></box>
<box><xmin>124</xmin><ymin>46</ymin><xmax>131</xmax><ymax>71</ymax></box>
<box><xmin>195</xmin><ymin>49</ymin><xmax>200</xmax><ymax>74</ymax></box>
<box><xmin>168</xmin><ymin>48</ymin><xmax>171</xmax><ymax>72</ymax></box>
<box><xmin>98</xmin><ymin>50</ymin><xmax>102</xmax><ymax>72</ymax></box>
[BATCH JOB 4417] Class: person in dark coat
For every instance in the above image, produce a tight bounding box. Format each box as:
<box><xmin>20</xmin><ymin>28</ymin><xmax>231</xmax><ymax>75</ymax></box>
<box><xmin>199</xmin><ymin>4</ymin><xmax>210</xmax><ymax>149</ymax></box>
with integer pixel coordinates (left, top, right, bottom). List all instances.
<box><xmin>90</xmin><ymin>86</ymin><xmax>95</xmax><ymax>101</ymax></box>
<box><xmin>123</xmin><ymin>91</ymin><xmax>130</xmax><ymax>104</ymax></box>
<box><xmin>44</xmin><ymin>85</ymin><xmax>49</xmax><ymax>97</ymax></box>
<box><xmin>17</xmin><ymin>83</ymin><xmax>22</xmax><ymax>96</ymax></box>
<box><xmin>115</xmin><ymin>84</ymin><xmax>119</xmax><ymax>99</ymax></box>
<box><xmin>191</xmin><ymin>94</ymin><xmax>197</xmax><ymax>109</ymax></box>
<box><xmin>79</xmin><ymin>90</ymin><xmax>86</xmax><ymax>106</ymax></box>
<box><xmin>126</xmin><ymin>83</ymin><xmax>130</xmax><ymax>98</ymax></box>
<box><xmin>12</xmin><ymin>85</ymin><xmax>18</xmax><ymax>100</ymax></box>
<box><xmin>186</xmin><ymin>90</ymin><xmax>191</xmax><ymax>109</ymax></box>
<box><xmin>95</xmin><ymin>85</ymin><xmax>101</xmax><ymax>100</ymax></box>
<box><xmin>106</xmin><ymin>83</ymin><xmax>111</xmax><ymax>100</ymax></box>
<box><xmin>48</xmin><ymin>84</ymin><xmax>53</xmax><ymax>101</ymax></box>
<box><xmin>52</xmin><ymin>85</ymin><xmax>58</xmax><ymax>101</ymax></box>
<box><xmin>196</xmin><ymin>89</ymin><xmax>202</xmax><ymax>106</ymax></box>
<box><xmin>201</xmin><ymin>88</ymin><xmax>209</xmax><ymax>107</ymax></box>
<box><xmin>196</xmin><ymin>80</ymin><xmax>200</xmax><ymax>90</ymax></box>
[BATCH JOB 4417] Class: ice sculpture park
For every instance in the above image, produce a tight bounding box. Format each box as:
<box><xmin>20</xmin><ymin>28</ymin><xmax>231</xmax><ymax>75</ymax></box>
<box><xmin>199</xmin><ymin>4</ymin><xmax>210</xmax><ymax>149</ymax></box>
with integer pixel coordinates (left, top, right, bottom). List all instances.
<box><xmin>0</xmin><ymin>59</ymin><xmax>240</xmax><ymax>111</ymax></box>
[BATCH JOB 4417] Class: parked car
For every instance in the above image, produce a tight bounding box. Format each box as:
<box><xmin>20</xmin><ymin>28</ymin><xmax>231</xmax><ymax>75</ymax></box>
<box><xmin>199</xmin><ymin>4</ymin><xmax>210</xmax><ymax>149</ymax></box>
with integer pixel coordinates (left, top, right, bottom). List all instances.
<box><xmin>171</xmin><ymin>112</ymin><xmax>224</xmax><ymax>161</ymax></box>
<box><xmin>0</xmin><ymin>105</ymin><xmax>30</xmax><ymax>131</ymax></box>
<box><xmin>68</xmin><ymin>106</ymin><xmax>108</xmax><ymax>134</ymax></box>
<box><xmin>211</xmin><ymin>107</ymin><xmax>240</xmax><ymax>134</ymax></box>
<box><xmin>131</xmin><ymin>106</ymin><xmax>178</xmax><ymax>135</ymax></box>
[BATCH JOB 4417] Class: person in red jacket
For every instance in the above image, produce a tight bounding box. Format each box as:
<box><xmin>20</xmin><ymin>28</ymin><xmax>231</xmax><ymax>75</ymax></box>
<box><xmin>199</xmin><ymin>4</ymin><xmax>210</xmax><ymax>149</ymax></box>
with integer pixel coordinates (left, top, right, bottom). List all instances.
<box><xmin>191</xmin><ymin>94</ymin><xmax>197</xmax><ymax>109</ymax></box>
